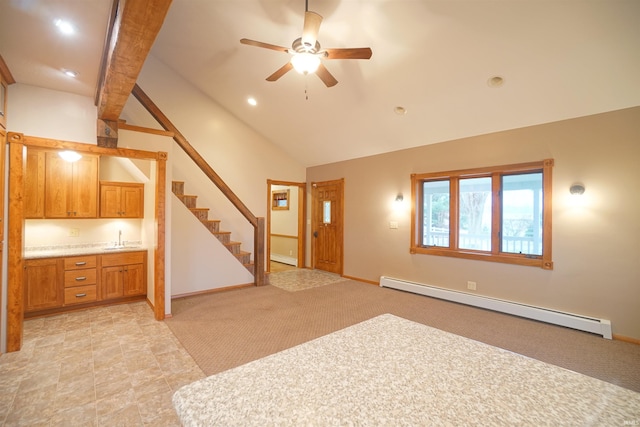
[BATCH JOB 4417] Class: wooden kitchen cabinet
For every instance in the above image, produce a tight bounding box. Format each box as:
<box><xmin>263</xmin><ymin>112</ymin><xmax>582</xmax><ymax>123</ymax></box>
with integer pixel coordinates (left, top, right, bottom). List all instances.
<box><xmin>24</xmin><ymin>257</ymin><xmax>63</xmax><ymax>313</ymax></box>
<box><xmin>99</xmin><ymin>181</ymin><xmax>144</xmax><ymax>218</ymax></box>
<box><xmin>44</xmin><ymin>151</ymin><xmax>98</xmax><ymax>218</ymax></box>
<box><xmin>24</xmin><ymin>250</ymin><xmax>147</xmax><ymax>317</ymax></box>
<box><xmin>63</xmin><ymin>255</ymin><xmax>98</xmax><ymax>306</ymax></box>
<box><xmin>24</xmin><ymin>149</ymin><xmax>46</xmax><ymax>218</ymax></box>
<box><xmin>100</xmin><ymin>251</ymin><xmax>147</xmax><ymax>299</ymax></box>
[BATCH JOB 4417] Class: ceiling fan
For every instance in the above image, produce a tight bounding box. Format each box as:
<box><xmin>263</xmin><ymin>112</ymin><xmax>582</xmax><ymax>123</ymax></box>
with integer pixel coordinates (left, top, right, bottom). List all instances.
<box><xmin>240</xmin><ymin>1</ymin><xmax>372</xmax><ymax>87</ymax></box>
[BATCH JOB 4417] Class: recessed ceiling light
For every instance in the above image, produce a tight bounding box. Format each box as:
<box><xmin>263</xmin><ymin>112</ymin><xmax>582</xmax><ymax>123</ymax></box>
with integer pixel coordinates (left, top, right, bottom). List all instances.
<box><xmin>394</xmin><ymin>106</ymin><xmax>407</xmax><ymax>115</ymax></box>
<box><xmin>247</xmin><ymin>97</ymin><xmax>257</xmax><ymax>106</ymax></box>
<box><xmin>54</xmin><ymin>19</ymin><xmax>75</xmax><ymax>35</ymax></box>
<box><xmin>487</xmin><ymin>76</ymin><xmax>505</xmax><ymax>88</ymax></box>
<box><xmin>63</xmin><ymin>69</ymin><xmax>78</xmax><ymax>78</ymax></box>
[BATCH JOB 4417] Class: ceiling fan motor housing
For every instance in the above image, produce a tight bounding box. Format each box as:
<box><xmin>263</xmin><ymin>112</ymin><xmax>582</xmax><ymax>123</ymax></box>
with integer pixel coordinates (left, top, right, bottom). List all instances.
<box><xmin>292</xmin><ymin>37</ymin><xmax>321</xmax><ymax>54</ymax></box>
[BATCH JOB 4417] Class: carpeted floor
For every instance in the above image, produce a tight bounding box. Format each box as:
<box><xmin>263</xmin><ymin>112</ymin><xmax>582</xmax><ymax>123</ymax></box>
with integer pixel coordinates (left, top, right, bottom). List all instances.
<box><xmin>165</xmin><ymin>276</ymin><xmax>640</xmax><ymax>392</ymax></box>
<box><xmin>173</xmin><ymin>314</ymin><xmax>640</xmax><ymax>426</ymax></box>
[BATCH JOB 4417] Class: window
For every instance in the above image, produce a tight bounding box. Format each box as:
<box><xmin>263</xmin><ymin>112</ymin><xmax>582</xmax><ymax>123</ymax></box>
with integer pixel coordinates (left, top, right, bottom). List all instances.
<box><xmin>411</xmin><ymin>159</ymin><xmax>554</xmax><ymax>269</ymax></box>
<box><xmin>272</xmin><ymin>189</ymin><xmax>290</xmax><ymax>210</ymax></box>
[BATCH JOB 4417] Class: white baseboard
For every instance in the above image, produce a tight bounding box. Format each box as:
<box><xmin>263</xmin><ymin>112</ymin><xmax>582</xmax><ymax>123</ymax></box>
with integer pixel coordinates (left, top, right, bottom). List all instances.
<box><xmin>270</xmin><ymin>254</ymin><xmax>297</xmax><ymax>266</ymax></box>
<box><xmin>379</xmin><ymin>276</ymin><xmax>612</xmax><ymax>339</ymax></box>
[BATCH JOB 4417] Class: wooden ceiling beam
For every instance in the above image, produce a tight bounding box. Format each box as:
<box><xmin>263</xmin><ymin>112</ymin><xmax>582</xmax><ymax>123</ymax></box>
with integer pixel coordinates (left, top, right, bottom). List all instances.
<box><xmin>96</xmin><ymin>0</ymin><xmax>172</xmax><ymax>146</ymax></box>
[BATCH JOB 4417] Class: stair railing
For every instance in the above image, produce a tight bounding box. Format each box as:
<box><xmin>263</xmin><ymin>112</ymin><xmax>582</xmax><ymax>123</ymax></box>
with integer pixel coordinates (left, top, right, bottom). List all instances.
<box><xmin>131</xmin><ymin>84</ymin><xmax>265</xmax><ymax>286</ymax></box>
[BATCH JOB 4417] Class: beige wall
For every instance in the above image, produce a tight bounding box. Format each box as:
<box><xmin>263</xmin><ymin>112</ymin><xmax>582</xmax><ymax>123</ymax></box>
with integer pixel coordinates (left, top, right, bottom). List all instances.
<box><xmin>306</xmin><ymin>107</ymin><xmax>640</xmax><ymax>339</ymax></box>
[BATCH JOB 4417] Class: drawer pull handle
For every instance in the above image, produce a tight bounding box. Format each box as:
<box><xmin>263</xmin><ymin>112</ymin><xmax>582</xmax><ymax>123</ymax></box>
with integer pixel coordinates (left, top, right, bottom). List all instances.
<box><xmin>75</xmin><ymin>262</ymin><xmax>87</xmax><ymax>266</ymax></box>
<box><xmin>75</xmin><ymin>276</ymin><xmax>87</xmax><ymax>281</ymax></box>
<box><xmin>75</xmin><ymin>293</ymin><xmax>87</xmax><ymax>298</ymax></box>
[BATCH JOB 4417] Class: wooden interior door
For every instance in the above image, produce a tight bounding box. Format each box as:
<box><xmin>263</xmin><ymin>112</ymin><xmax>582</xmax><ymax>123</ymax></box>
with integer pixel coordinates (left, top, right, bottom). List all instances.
<box><xmin>312</xmin><ymin>179</ymin><xmax>344</xmax><ymax>275</ymax></box>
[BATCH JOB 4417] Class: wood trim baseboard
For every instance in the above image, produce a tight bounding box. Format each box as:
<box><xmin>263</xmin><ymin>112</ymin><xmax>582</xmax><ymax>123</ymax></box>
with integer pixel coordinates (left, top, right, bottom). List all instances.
<box><xmin>341</xmin><ymin>274</ymin><xmax>378</xmax><ymax>285</ymax></box>
<box><xmin>612</xmin><ymin>334</ymin><xmax>640</xmax><ymax>345</ymax></box>
<box><xmin>171</xmin><ymin>283</ymin><xmax>255</xmax><ymax>300</ymax></box>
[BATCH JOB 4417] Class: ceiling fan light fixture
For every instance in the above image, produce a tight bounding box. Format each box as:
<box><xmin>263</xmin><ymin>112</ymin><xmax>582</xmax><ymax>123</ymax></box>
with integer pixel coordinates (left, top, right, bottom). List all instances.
<box><xmin>291</xmin><ymin>52</ymin><xmax>321</xmax><ymax>75</ymax></box>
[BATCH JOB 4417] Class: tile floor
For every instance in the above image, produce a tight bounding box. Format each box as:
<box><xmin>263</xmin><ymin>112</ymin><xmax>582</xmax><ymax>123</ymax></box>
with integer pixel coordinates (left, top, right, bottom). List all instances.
<box><xmin>0</xmin><ymin>301</ymin><xmax>204</xmax><ymax>426</ymax></box>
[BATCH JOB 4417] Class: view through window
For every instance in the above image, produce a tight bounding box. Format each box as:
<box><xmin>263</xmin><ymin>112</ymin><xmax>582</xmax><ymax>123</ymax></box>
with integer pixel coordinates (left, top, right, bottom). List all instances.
<box><xmin>412</xmin><ymin>160</ymin><xmax>553</xmax><ymax>269</ymax></box>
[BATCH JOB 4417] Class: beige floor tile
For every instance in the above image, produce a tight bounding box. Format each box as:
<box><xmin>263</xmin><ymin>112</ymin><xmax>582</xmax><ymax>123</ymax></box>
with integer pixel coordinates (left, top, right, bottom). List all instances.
<box><xmin>5</xmin><ymin>384</ymin><xmax>57</xmax><ymax>426</ymax></box>
<box><xmin>0</xmin><ymin>301</ymin><xmax>201</xmax><ymax>426</ymax></box>
<box><xmin>97</xmin><ymin>403</ymin><xmax>143</xmax><ymax>426</ymax></box>
<box><xmin>50</xmin><ymin>402</ymin><xmax>97</xmax><ymax>426</ymax></box>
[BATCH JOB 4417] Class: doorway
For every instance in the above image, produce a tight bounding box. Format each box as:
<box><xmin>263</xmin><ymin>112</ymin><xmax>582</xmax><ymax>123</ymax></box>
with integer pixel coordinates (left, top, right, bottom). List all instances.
<box><xmin>266</xmin><ymin>180</ymin><xmax>306</xmax><ymax>273</ymax></box>
<box><xmin>311</xmin><ymin>178</ymin><xmax>344</xmax><ymax>275</ymax></box>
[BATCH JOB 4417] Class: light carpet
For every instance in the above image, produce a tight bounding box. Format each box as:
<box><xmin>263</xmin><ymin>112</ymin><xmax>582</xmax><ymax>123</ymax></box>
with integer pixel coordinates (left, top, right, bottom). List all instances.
<box><xmin>173</xmin><ymin>314</ymin><xmax>640</xmax><ymax>426</ymax></box>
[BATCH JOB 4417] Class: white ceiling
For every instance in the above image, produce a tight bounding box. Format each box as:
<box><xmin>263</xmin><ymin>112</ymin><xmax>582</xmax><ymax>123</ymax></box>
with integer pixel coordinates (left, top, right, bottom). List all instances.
<box><xmin>1</xmin><ymin>0</ymin><xmax>639</xmax><ymax>167</ymax></box>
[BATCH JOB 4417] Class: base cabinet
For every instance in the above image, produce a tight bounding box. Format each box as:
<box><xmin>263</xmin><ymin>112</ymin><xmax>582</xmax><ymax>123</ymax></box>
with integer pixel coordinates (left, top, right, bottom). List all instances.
<box><xmin>24</xmin><ymin>250</ymin><xmax>147</xmax><ymax>317</ymax></box>
<box><xmin>63</xmin><ymin>255</ymin><xmax>98</xmax><ymax>306</ymax></box>
<box><xmin>24</xmin><ymin>258</ymin><xmax>63</xmax><ymax>313</ymax></box>
<box><xmin>100</xmin><ymin>251</ymin><xmax>147</xmax><ymax>299</ymax></box>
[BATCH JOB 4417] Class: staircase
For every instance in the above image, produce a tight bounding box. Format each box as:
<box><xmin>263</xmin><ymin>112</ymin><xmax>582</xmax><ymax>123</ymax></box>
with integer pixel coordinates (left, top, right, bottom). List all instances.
<box><xmin>172</xmin><ymin>180</ymin><xmax>254</xmax><ymax>274</ymax></box>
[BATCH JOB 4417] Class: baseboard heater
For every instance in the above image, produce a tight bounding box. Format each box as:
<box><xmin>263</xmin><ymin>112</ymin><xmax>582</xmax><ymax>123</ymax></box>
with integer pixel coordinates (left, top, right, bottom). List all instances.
<box><xmin>379</xmin><ymin>276</ymin><xmax>612</xmax><ymax>339</ymax></box>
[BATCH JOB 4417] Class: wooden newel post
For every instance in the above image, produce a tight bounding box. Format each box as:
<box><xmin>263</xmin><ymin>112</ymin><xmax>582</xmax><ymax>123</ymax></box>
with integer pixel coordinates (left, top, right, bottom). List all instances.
<box><xmin>254</xmin><ymin>217</ymin><xmax>266</xmax><ymax>286</ymax></box>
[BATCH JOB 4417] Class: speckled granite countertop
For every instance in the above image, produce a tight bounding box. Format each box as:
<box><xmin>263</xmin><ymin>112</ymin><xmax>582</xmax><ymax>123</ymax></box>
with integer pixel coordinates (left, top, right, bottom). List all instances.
<box><xmin>173</xmin><ymin>313</ymin><xmax>640</xmax><ymax>426</ymax></box>
<box><xmin>24</xmin><ymin>242</ymin><xmax>147</xmax><ymax>259</ymax></box>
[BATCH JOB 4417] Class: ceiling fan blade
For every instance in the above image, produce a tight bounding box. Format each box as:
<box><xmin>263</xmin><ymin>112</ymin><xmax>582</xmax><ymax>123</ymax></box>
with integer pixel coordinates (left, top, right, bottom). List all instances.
<box><xmin>301</xmin><ymin>11</ymin><xmax>323</xmax><ymax>50</ymax></box>
<box><xmin>324</xmin><ymin>47</ymin><xmax>373</xmax><ymax>60</ymax></box>
<box><xmin>240</xmin><ymin>38</ymin><xmax>289</xmax><ymax>53</ymax></box>
<box><xmin>266</xmin><ymin>62</ymin><xmax>294</xmax><ymax>82</ymax></box>
<box><xmin>315</xmin><ymin>63</ymin><xmax>338</xmax><ymax>87</ymax></box>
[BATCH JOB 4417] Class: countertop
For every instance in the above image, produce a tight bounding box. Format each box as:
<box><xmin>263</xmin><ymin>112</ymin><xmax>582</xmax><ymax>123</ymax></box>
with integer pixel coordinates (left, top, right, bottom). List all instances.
<box><xmin>24</xmin><ymin>242</ymin><xmax>147</xmax><ymax>259</ymax></box>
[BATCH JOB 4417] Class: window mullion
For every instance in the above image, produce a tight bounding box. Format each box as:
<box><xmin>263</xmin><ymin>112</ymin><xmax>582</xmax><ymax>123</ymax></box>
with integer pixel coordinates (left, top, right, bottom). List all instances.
<box><xmin>491</xmin><ymin>173</ymin><xmax>501</xmax><ymax>254</ymax></box>
<box><xmin>541</xmin><ymin>159</ymin><xmax>554</xmax><ymax>269</ymax></box>
<box><xmin>450</xmin><ymin>178</ymin><xmax>459</xmax><ymax>250</ymax></box>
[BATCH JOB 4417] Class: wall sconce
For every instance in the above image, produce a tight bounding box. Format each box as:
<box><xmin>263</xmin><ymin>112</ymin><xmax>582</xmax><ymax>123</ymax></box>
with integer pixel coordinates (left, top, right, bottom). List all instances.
<box><xmin>569</xmin><ymin>183</ymin><xmax>585</xmax><ymax>196</ymax></box>
<box><xmin>393</xmin><ymin>193</ymin><xmax>404</xmax><ymax>211</ymax></box>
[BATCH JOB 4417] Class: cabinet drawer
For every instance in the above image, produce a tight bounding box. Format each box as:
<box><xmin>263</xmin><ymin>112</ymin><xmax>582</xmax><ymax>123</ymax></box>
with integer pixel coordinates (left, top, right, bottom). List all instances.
<box><xmin>64</xmin><ymin>255</ymin><xmax>97</xmax><ymax>270</ymax></box>
<box><xmin>64</xmin><ymin>268</ymin><xmax>97</xmax><ymax>288</ymax></box>
<box><xmin>101</xmin><ymin>251</ymin><xmax>145</xmax><ymax>267</ymax></box>
<box><xmin>64</xmin><ymin>285</ymin><xmax>97</xmax><ymax>305</ymax></box>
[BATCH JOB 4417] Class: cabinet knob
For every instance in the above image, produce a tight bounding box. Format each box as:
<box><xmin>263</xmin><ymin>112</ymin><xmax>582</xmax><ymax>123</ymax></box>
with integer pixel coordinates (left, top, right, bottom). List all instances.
<box><xmin>75</xmin><ymin>293</ymin><xmax>87</xmax><ymax>298</ymax></box>
<box><xmin>75</xmin><ymin>276</ymin><xmax>86</xmax><ymax>281</ymax></box>
<box><xmin>75</xmin><ymin>262</ymin><xmax>86</xmax><ymax>266</ymax></box>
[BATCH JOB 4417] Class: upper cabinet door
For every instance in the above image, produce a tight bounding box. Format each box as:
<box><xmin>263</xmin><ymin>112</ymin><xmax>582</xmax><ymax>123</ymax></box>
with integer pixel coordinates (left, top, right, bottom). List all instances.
<box><xmin>44</xmin><ymin>152</ymin><xmax>98</xmax><ymax>218</ymax></box>
<box><xmin>44</xmin><ymin>152</ymin><xmax>72</xmax><ymax>218</ymax></box>
<box><xmin>71</xmin><ymin>155</ymin><xmax>98</xmax><ymax>218</ymax></box>
<box><xmin>99</xmin><ymin>182</ymin><xmax>143</xmax><ymax>218</ymax></box>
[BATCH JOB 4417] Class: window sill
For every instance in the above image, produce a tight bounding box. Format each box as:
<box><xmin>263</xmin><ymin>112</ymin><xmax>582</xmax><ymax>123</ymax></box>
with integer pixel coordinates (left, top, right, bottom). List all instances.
<box><xmin>410</xmin><ymin>246</ymin><xmax>553</xmax><ymax>270</ymax></box>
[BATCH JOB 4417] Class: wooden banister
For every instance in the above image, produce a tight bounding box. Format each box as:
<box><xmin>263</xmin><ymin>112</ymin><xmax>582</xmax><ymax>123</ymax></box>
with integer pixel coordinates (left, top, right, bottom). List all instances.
<box><xmin>131</xmin><ymin>84</ymin><xmax>265</xmax><ymax>286</ymax></box>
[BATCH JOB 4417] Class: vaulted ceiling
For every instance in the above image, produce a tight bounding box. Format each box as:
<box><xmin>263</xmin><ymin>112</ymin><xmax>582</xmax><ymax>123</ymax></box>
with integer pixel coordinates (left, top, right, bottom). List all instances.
<box><xmin>1</xmin><ymin>0</ymin><xmax>639</xmax><ymax>166</ymax></box>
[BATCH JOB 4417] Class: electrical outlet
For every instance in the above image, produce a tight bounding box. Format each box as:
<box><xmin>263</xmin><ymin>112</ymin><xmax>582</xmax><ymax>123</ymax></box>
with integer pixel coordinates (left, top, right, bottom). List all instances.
<box><xmin>69</xmin><ymin>228</ymin><xmax>80</xmax><ymax>237</ymax></box>
<box><xmin>389</xmin><ymin>221</ymin><xmax>399</xmax><ymax>229</ymax></box>
<box><xmin>289</xmin><ymin>250</ymin><xmax>293</xmax><ymax>256</ymax></box>
<box><xmin>467</xmin><ymin>281</ymin><xmax>477</xmax><ymax>291</ymax></box>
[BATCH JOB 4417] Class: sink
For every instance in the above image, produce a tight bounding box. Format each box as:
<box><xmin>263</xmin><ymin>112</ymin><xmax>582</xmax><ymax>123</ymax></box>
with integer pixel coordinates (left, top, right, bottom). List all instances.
<box><xmin>104</xmin><ymin>245</ymin><xmax>141</xmax><ymax>251</ymax></box>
